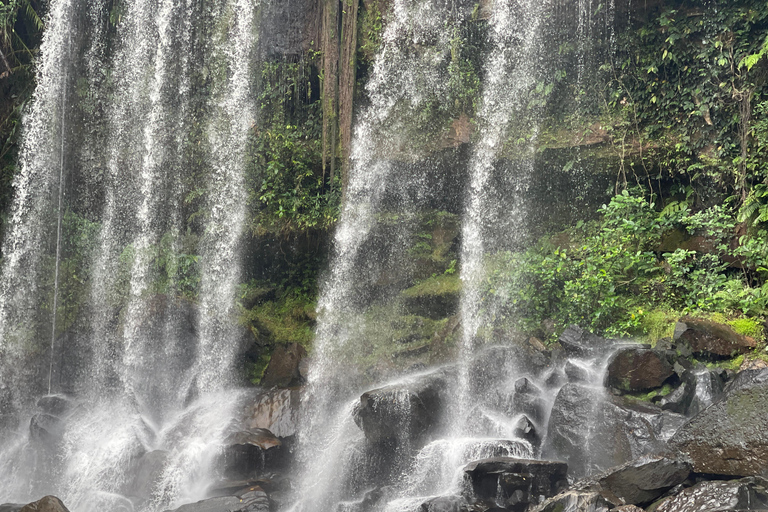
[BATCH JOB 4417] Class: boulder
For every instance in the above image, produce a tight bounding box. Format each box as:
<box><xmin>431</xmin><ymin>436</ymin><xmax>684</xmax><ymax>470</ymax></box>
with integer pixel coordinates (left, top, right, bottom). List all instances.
<box><xmin>353</xmin><ymin>370</ymin><xmax>448</xmax><ymax>444</ymax></box>
<box><xmin>545</xmin><ymin>384</ymin><xmax>683</xmax><ymax>477</ymax></box>
<box><xmin>261</xmin><ymin>343</ymin><xmax>306</xmax><ymax>388</ymax></box>
<box><xmin>593</xmin><ymin>456</ymin><xmax>691</xmax><ymax>505</ymax></box>
<box><xmin>564</xmin><ymin>360</ymin><xmax>593</xmax><ymax>384</ymax></box>
<box><xmin>463</xmin><ymin>458</ymin><xmax>568</xmax><ymax>511</ymax></box>
<box><xmin>530</xmin><ymin>490</ymin><xmax>612</xmax><ymax>512</ymax></box>
<box><xmin>0</xmin><ymin>505</ymin><xmax>23</xmax><ymax>512</ymax></box>
<box><xmin>18</xmin><ymin>497</ymin><xmax>69</xmax><ymax>512</ymax></box>
<box><xmin>613</xmin><ymin>506</ymin><xmax>644</xmax><ymax>512</ymax></box>
<box><xmin>221</xmin><ymin>429</ymin><xmax>285</xmax><ymax>480</ymax></box>
<box><xmin>242</xmin><ymin>387</ymin><xmax>301</xmax><ymax>438</ymax></box>
<box><xmin>670</xmin><ymin>368</ymin><xmax>768</xmax><ymax>476</ymax></box>
<box><xmin>513</xmin><ymin>415</ymin><xmax>540</xmax><ymax>451</ymax></box>
<box><xmin>510</xmin><ymin>378</ymin><xmax>548</xmax><ymax>425</ymax></box>
<box><xmin>557</xmin><ymin>325</ymin><xmax>611</xmax><ymax>357</ymax></box>
<box><xmin>419</xmin><ymin>496</ymin><xmax>469</xmax><ymax>512</ymax></box>
<box><xmin>163</xmin><ymin>488</ymin><xmax>269</xmax><ymax>512</ymax></box>
<box><xmin>29</xmin><ymin>413</ymin><xmax>64</xmax><ymax>444</ymax></box>
<box><xmin>604</xmin><ymin>348</ymin><xmax>674</xmax><ymax>393</ymax></box>
<box><xmin>126</xmin><ymin>450</ymin><xmax>168</xmax><ymax>499</ymax></box>
<box><xmin>469</xmin><ymin>345</ymin><xmax>550</xmax><ymax>399</ymax></box>
<box><xmin>654</xmin><ymin>477</ymin><xmax>768</xmax><ymax>512</ymax></box>
<box><xmin>674</xmin><ymin>317</ymin><xmax>757</xmax><ymax>358</ymax></box>
<box><xmin>36</xmin><ymin>395</ymin><xmax>73</xmax><ymax>417</ymax></box>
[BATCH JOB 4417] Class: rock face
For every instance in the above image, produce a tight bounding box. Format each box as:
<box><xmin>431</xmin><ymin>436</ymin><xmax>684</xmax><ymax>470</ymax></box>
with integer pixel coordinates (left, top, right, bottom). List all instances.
<box><xmin>654</xmin><ymin>477</ymin><xmax>768</xmax><ymax>512</ymax></box>
<box><xmin>221</xmin><ymin>429</ymin><xmax>286</xmax><ymax>480</ymax></box>
<box><xmin>557</xmin><ymin>325</ymin><xmax>611</xmax><ymax>357</ymax></box>
<box><xmin>463</xmin><ymin>458</ymin><xmax>568</xmax><ymax>511</ymax></box>
<box><xmin>604</xmin><ymin>348</ymin><xmax>674</xmax><ymax>393</ymax></box>
<box><xmin>163</xmin><ymin>488</ymin><xmax>270</xmax><ymax>512</ymax></box>
<box><xmin>418</xmin><ymin>496</ymin><xmax>470</xmax><ymax>512</ymax></box>
<box><xmin>674</xmin><ymin>316</ymin><xmax>757</xmax><ymax>358</ymax></box>
<box><xmin>261</xmin><ymin>343</ymin><xmax>306</xmax><ymax>388</ymax></box>
<box><xmin>531</xmin><ymin>490</ymin><xmax>612</xmax><ymax>512</ymax></box>
<box><xmin>593</xmin><ymin>456</ymin><xmax>691</xmax><ymax>505</ymax></box>
<box><xmin>670</xmin><ymin>369</ymin><xmax>768</xmax><ymax>476</ymax></box>
<box><xmin>18</xmin><ymin>496</ymin><xmax>70</xmax><ymax>512</ymax></box>
<box><xmin>242</xmin><ymin>387</ymin><xmax>301</xmax><ymax>438</ymax></box>
<box><xmin>545</xmin><ymin>383</ymin><xmax>671</xmax><ymax>477</ymax></box>
<box><xmin>353</xmin><ymin>370</ymin><xmax>449</xmax><ymax>444</ymax></box>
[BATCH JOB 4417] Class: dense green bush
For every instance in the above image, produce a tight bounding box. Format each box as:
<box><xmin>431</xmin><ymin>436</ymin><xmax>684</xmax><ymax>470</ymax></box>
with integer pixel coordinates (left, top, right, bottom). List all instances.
<box><xmin>485</xmin><ymin>190</ymin><xmax>768</xmax><ymax>338</ymax></box>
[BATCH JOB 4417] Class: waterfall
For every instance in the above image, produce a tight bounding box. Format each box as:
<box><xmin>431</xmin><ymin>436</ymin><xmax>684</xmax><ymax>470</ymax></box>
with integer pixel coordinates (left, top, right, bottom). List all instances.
<box><xmin>0</xmin><ymin>0</ymin><xmax>260</xmax><ymax>509</ymax></box>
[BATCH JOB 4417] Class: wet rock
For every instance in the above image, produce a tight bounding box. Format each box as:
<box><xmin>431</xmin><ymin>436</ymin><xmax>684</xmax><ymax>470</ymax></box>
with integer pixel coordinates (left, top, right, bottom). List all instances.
<box><xmin>221</xmin><ymin>428</ymin><xmax>285</xmax><ymax>480</ymax></box>
<box><xmin>469</xmin><ymin>345</ymin><xmax>550</xmax><ymax>404</ymax></box>
<box><xmin>126</xmin><ymin>450</ymin><xmax>168</xmax><ymax>499</ymax></box>
<box><xmin>670</xmin><ymin>368</ymin><xmax>768</xmax><ymax>476</ymax></box>
<box><xmin>353</xmin><ymin>369</ymin><xmax>449</xmax><ymax>444</ymax></box>
<box><xmin>18</xmin><ymin>496</ymin><xmax>70</xmax><ymax>512</ymax></box>
<box><xmin>558</xmin><ymin>325</ymin><xmax>611</xmax><ymax>357</ymax></box>
<box><xmin>674</xmin><ymin>317</ymin><xmax>757</xmax><ymax>358</ymax></box>
<box><xmin>511</xmin><ymin>378</ymin><xmax>548</xmax><ymax>425</ymax></box>
<box><xmin>612</xmin><ymin>506</ymin><xmax>644</xmax><ymax>512</ymax></box>
<box><xmin>242</xmin><ymin>387</ymin><xmax>301</xmax><ymax>438</ymax></box>
<box><xmin>604</xmin><ymin>348</ymin><xmax>674</xmax><ymax>393</ymax></box>
<box><xmin>29</xmin><ymin>413</ymin><xmax>64</xmax><ymax>444</ymax></box>
<box><xmin>564</xmin><ymin>360</ymin><xmax>593</xmax><ymax>383</ymax></box>
<box><xmin>593</xmin><ymin>456</ymin><xmax>691</xmax><ymax>505</ymax></box>
<box><xmin>36</xmin><ymin>395</ymin><xmax>72</xmax><ymax>416</ymax></box>
<box><xmin>0</xmin><ymin>505</ymin><xmax>23</xmax><ymax>512</ymax></box>
<box><xmin>419</xmin><ymin>496</ymin><xmax>469</xmax><ymax>512</ymax></box>
<box><xmin>654</xmin><ymin>477</ymin><xmax>768</xmax><ymax>512</ymax></box>
<box><xmin>261</xmin><ymin>343</ymin><xmax>306</xmax><ymax>388</ymax></box>
<box><xmin>531</xmin><ymin>490</ymin><xmax>612</xmax><ymax>512</ymax></box>
<box><xmin>513</xmin><ymin>415</ymin><xmax>540</xmax><ymax>451</ymax></box>
<box><xmin>545</xmin><ymin>384</ymin><xmax>678</xmax><ymax>477</ymax></box>
<box><xmin>463</xmin><ymin>457</ymin><xmax>568</xmax><ymax>511</ymax></box>
<box><xmin>163</xmin><ymin>487</ymin><xmax>270</xmax><ymax>512</ymax></box>
<box><xmin>658</xmin><ymin>382</ymin><xmax>693</xmax><ymax>414</ymax></box>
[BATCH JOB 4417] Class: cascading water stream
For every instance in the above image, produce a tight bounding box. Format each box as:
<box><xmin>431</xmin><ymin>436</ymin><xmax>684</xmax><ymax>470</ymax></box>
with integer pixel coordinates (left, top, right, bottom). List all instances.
<box><xmin>0</xmin><ymin>0</ymin><xmax>261</xmax><ymax>510</ymax></box>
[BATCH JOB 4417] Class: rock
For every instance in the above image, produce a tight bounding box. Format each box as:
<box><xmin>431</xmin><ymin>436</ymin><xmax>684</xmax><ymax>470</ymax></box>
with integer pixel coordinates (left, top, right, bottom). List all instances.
<box><xmin>163</xmin><ymin>487</ymin><xmax>270</xmax><ymax>512</ymax></box>
<box><xmin>18</xmin><ymin>497</ymin><xmax>70</xmax><ymax>512</ymax></box>
<box><xmin>658</xmin><ymin>382</ymin><xmax>692</xmax><ymax>414</ymax></box>
<box><xmin>654</xmin><ymin>477</ymin><xmax>768</xmax><ymax>512</ymax></box>
<box><xmin>564</xmin><ymin>360</ymin><xmax>593</xmax><ymax>383</ymax></box>
<box><xmin>126</xmin><ymin>450</ymin><xmax>168</xmax><ymax>498</ymax></box>
<box><xmin>558</xmin><ymin>325</ymin><xmax>610</xmax><ymax>357</ymax></box>
<box><xmin>221</xmin><ymin>429</ymin><xmax>285</xmax><ymax>480</ymax></box>
<box><xmin>593</xmin><ymin>456</ymin><xmax>691</xmax><ymax>505</ymax></box>
<box><xmin>463</xmin><ymin>457</ymin><xmax>568</xmax><ymax>511</ymax></box>
<box><xmin>513</xmin><ymin>415</ymin><xmax>540</xmax><ymax>450</ymax></box>
<box><xmin>242</xmin><ymin>387</ymin><xmax>301</xmax><ymax>438</ymax></box>
<box><xmin>674</xmin><ymin>317</ymin><xmax>757</xmax><ymax>358</ymax></box>
<box><xmin>29</xmin><ymin>413</ymin><xmax>64</xmax><ymax>444</ymax></box>
<box><xmin>36</xmin><ymin>395</ymin><xmax>72</xmax><ymax>416</ymax></box>
<box><xmin>604</xmin><ymin>348</ymin><xmax>674</xmax><ymax>393</ymax></box>
<box><xmin>544</xmin><ymin>384</ymin><xmax>678</xmax><ymax>477</ymax></box>
<box><xmin>0</xmin><ymin>505</ymin><xmax>23</xmax><ymax>512</ymax></box>
<box><xmin>670</xmin><ymin>368</ymin><xmax>768</xmax><ymax>476</ymax></box>
<box><xmin>531</xmin><ymin>490</ymin><xmax>612</xmax><ymax>512</ymax></box>
<box><xmin>353</xmin><ymin>369</ymin><xmax>449</xmax><ymax>444</ymax></box>
<box><xmin>613</xmin><ymin>506</ymin><xmax>644</xmax><ymax>512</ymax></box>
<box><xmin>659</xmin><ymin>367</ymin><xmax>726</xmax><ymax>416</ymax></box>
<box><xmin>418</xmin><ymin>496</ymin><xmax>469</xmax><ymax>512</ymax></box>
<box><xmin>510</xmin><ymin>378</ymin><xmax>548</xmax><ymax>425</ymax></box>
<box><xmin>261</xmin><ymin>343</ymin><xmax>306</xmax><ymax>388</ymax></box>
<box><xmin>469</xmin><ymin>345</ymin><xmax>550</xmax><ymax>399</ymax></box>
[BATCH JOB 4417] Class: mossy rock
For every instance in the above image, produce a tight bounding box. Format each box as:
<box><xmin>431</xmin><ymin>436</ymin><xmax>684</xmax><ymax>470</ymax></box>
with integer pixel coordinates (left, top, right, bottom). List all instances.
<box><xmin>402</xmin><ymin>274</ymin><xmax>461</xmax><ymax>319</ymax></box>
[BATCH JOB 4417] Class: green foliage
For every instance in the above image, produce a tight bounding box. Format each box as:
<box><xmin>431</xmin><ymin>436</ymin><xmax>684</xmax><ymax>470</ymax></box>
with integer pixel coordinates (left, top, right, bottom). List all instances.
<box><xmin>249</xmin><ymin>59</ymin><xmax>340</xmax><ymax>234</ymax></box>
<box><xmin>605</xmin><ymin>0</ymin><xmax>768</xmax><ymax>195</ymax></box>
<box><xmin>238</xmin><ymin>286</ymin><xmax>316</xmax><ymax>348</ymax></box>
<box><xmin>485</xmin><ymin>190</ymin><xmax>768</xmax><ymax>339</ymax></box>
<box><xmin>402</xmin><ymin>274</ymin><xmax>461</xmax><ymax>299</ymax></box>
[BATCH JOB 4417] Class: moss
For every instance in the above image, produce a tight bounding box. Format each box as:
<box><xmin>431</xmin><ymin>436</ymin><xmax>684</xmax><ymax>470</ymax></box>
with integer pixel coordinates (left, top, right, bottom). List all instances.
<box><xmin>625</xmin><ymin>383</ymin><xmax>674</xmax><ymax>403</ymax></box>
<box><xmin>728</xmin><ymin>318</ymin><xmax>764</xmax><ymax>340</ymax></box>
<box><xmin>240</xmin><ymin>292</ymin><xmax>316</xmax><ymax>348</ymax></box>
<box><xmin>247</xmin><ymin>353</ymin><xmax>272</xmax><ymax>385</ymax></box>
<box><xmin>402</xmin><ymin>274</ymin><xmax>461</xmax><ymax>299</ymax></box>
<box><xmin>640</xmin><ymin>309</ymin><xmax>679</xmax><ymax>344</ymax></box>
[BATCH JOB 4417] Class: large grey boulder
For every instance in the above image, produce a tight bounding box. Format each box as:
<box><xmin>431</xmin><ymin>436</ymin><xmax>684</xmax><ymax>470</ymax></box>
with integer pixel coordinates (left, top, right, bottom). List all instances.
<box><xmin>353</xmin><ymin>369</ymin><xmax>450</xmax><ymax>444</ymax></box>
<box><xmin>18</xmin><ymin>497</ymin><xmax>70</xmax><ymax>512</ymax></box>
<box><xmin>592</xmin><ymin>456</ymin><xmax>691</xmax><ymax>506</ymax></box>
<box><xmin>604</xmin><ymin>348</ymin><xmax>674</xmax><ymax>393</ymax></box>
<box><xmin>654</xmin><ymin>477</ymin><xmax>768</xmax><ymax>512</ymax></box>
<box><xmin>670</xmin><ymin>369</ymin><xmax>768</xmax><ymax>476</ymax></box>
<box><xmin>674</xmin><ymin>317</ymin><xmax>757</xmax><ymax>358</ymax></box>
<box><xmin>242</xmin><ymin>387</ymin><xmax>301</xmax><ymax>438</ymax></box>
<box><xmin>462</xmin><ymin>457</ymin><xmax>568</xmax><ymax>511</ymax></box>
<box><xmin>544</xmin><ymin>384</ymin><xmax>685</xmax><ymax>477</ymax></box>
